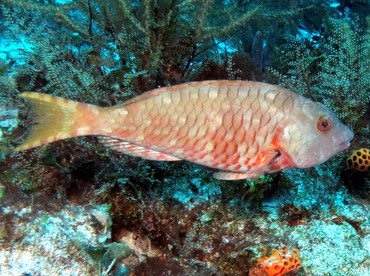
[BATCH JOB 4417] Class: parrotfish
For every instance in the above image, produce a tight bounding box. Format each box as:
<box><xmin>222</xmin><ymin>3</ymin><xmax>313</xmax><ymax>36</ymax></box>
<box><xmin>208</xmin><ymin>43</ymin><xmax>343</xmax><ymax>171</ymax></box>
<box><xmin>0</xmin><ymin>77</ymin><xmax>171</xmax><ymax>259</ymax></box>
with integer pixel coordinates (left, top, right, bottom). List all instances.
<box><xmin>15</xmin><ymin>80</ymin><xmax>354</xmax><ymax>180</ymax></box>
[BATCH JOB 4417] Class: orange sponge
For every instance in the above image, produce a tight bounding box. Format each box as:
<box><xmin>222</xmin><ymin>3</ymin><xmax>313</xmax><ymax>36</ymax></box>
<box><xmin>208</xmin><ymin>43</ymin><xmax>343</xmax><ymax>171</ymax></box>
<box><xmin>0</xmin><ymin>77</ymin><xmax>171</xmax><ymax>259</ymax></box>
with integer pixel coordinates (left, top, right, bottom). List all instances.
<box><xmin>250</xmin><ymin>248</ymin><xmax>301</xmax><ymax>276</ymax></box>
<box><xmin>347</xmin><ymin>148</ymin><xmax>370</xmax><ymax>172</ymax></box>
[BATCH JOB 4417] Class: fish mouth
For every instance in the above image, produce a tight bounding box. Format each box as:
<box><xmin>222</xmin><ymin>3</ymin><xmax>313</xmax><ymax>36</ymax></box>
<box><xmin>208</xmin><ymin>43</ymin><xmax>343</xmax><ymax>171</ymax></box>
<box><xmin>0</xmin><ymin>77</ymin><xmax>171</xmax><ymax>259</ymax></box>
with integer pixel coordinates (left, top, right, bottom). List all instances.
<box><xmin>338</xmin><ymin>127</ymin><xmax>354</xmax><ymax>151</ymax></box>
<box><xmin>338</xmin><ymin>140</ymin><xmax>351</xmax><ymax>151</ymax></box>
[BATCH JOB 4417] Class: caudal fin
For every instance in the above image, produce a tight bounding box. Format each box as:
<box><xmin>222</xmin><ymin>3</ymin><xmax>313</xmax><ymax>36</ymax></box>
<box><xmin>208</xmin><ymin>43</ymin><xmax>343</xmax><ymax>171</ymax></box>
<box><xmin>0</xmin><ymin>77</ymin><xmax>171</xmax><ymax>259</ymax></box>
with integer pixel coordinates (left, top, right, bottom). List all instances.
<box><xmin>15</xmin><ymin>92</ymin><xmax>102</xmax><ymax>151</ymax></box>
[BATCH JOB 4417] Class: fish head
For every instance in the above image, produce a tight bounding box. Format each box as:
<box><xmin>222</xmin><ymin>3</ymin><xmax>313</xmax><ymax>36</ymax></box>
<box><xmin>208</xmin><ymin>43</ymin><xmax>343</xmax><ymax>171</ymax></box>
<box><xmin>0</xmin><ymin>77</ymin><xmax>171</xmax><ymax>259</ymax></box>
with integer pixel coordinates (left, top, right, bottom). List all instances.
<box><xmin>280</xmin><ymin>100</ymin><xmax>354</xmax><ymax>168</ymax></box>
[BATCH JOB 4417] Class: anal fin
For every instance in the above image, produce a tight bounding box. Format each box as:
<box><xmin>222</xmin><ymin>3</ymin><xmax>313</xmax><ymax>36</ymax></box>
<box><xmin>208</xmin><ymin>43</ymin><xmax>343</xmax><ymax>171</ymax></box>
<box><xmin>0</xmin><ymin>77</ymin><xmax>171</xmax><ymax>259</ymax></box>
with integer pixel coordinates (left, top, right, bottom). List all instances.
<box><xmin>98</xmin><ymin>137</ymin><xmax>181</xmax><ymax>161</ymax></box>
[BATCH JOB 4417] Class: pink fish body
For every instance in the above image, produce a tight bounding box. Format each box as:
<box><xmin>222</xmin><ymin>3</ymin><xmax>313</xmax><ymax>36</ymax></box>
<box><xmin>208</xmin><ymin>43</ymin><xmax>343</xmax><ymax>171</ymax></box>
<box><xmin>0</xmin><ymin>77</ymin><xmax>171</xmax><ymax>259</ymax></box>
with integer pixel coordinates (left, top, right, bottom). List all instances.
<box><xmin>16</xmin><ymin>80</ymin><xmax>353</xmax><ymax>180</ymax></box>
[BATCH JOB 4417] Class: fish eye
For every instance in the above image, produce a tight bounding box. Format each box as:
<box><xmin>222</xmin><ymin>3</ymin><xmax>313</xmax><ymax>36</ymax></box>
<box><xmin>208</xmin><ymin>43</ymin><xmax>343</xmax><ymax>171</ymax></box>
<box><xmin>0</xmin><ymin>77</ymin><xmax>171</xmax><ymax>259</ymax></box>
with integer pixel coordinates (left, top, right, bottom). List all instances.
<box><xmin>317</xmin><ymin>115</ymin><xmax>332</xmax><ymax>132</ymax></box>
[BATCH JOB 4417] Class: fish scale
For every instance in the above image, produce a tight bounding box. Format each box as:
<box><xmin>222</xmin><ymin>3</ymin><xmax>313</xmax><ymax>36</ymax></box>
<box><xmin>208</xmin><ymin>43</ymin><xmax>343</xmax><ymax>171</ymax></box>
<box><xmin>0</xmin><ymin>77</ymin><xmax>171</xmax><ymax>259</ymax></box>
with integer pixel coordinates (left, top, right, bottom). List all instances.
<box><xmin>15</xmin><ymin>80</ymin><xmax>354</xmax><ymax>180</ymax></box>
<box><xmin>116</xmin><ymin>82</ymin><xmax>284</xmax><ymax>174</ymax></box>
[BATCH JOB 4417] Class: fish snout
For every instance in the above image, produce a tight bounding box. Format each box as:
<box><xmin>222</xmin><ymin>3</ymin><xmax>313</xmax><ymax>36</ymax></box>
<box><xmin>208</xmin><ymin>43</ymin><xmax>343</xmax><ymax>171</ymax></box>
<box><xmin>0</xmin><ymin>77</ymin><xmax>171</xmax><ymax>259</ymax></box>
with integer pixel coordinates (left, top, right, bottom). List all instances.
<box><xmin>337</xmin><ymin>126</ymin><xmax>354</xmax><ymax>151</ymax></box>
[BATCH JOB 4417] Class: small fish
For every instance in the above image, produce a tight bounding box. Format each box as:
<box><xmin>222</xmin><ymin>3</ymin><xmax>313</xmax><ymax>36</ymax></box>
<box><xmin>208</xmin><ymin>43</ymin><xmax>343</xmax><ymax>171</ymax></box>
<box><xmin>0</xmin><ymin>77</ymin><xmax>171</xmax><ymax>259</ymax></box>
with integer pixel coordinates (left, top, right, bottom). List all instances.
<box><xmin>15</xmin><ymin>80</ymin><xmax>354</xmax><ymax>180</ymax></box>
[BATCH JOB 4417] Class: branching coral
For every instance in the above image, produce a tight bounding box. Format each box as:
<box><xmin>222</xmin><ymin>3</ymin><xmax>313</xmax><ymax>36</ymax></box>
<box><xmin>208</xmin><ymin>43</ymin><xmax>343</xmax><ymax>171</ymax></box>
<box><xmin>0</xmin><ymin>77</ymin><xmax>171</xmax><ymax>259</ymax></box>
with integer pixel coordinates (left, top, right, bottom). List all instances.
<box><xmin>1</xmin><ymin>0</ymin><xmax>315</xmax><ymax>91</ymax></box>
<box><xmin>270</xmin><ymin>12</ymin><xmax>369</xmax><ymax>128</ymax></box>
<box><xmin>315</xmin><ymin>16</ymin><xmax>370</xmax><ymax>126</ymax></box>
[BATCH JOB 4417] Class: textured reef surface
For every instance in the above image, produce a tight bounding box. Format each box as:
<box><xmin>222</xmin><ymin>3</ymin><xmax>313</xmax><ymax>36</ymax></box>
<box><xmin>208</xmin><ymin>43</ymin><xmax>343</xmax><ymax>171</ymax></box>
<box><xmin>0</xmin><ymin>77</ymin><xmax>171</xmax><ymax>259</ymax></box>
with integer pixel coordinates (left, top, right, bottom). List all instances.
<box><xmin>0</xmin><ymin>0</ymin><xmax>369</xmax><ymax>275</ymax></box>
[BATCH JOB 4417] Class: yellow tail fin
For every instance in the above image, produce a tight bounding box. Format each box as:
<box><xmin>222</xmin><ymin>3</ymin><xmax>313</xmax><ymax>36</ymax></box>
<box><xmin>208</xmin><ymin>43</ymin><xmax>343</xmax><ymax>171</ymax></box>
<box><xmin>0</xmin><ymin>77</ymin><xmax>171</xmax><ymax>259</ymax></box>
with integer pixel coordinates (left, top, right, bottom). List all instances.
<box><xmin>15</xmin><ymin>92</ymin><xmax>102</xmax><ymax>151</ymax></box>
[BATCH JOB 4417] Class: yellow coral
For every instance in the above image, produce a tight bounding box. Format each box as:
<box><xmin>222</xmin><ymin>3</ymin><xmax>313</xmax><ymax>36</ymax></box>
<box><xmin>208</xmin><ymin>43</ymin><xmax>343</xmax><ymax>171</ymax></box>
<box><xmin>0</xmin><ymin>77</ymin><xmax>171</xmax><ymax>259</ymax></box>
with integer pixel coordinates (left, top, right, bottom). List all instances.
<box><xmin>347</xmin><ymin>148</ymin><xmax>370</xmax><ymax>172</ymax></box>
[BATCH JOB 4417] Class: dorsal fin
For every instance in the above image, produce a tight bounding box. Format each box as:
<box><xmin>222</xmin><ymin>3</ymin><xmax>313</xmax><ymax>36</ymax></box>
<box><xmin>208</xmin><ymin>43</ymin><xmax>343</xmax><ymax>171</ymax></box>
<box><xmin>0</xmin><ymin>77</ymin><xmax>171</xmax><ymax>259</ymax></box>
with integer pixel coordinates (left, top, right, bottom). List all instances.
<box><xmin>98</xmin><ymin>137</ymin><xmax>181</xmax><ymax>161</ymax></box>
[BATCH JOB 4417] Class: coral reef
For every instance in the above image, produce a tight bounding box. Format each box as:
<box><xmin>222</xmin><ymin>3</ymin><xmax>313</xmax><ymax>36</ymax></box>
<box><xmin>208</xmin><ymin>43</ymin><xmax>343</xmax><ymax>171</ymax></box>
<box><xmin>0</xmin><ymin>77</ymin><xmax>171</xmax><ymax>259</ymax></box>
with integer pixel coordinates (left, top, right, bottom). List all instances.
<box><xmin>0</xmin><ymin>0</ymin><xmax>369</xmax><ymax>275</ymax></box>
<box><xmin>249</xmin><ymin>248</ymin><xmax>301</xmax><ymax>276</ymax></box>
<box><xmin>347</xmin><ymin>148</ymin><xmax>370</xmax><ymax>172</ymax></box>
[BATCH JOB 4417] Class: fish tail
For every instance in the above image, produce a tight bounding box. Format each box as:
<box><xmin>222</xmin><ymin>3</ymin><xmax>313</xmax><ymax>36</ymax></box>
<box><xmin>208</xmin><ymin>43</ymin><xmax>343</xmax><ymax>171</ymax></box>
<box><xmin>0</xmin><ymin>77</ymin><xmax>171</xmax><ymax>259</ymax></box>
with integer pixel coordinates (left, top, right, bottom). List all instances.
<box><xmin>15</xmin><ymin>92</ymin><xmax>103</xmax><ymax>151</ymax></box>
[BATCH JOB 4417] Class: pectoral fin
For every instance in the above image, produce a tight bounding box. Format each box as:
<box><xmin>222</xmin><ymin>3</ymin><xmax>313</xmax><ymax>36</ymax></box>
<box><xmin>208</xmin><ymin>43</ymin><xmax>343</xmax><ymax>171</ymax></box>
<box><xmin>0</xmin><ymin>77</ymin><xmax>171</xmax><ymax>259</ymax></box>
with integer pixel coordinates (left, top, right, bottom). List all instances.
<box><xmin>254</xmin><ymin>149</ymin><xmax>281</xmax><ymax>167</ymax></box>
